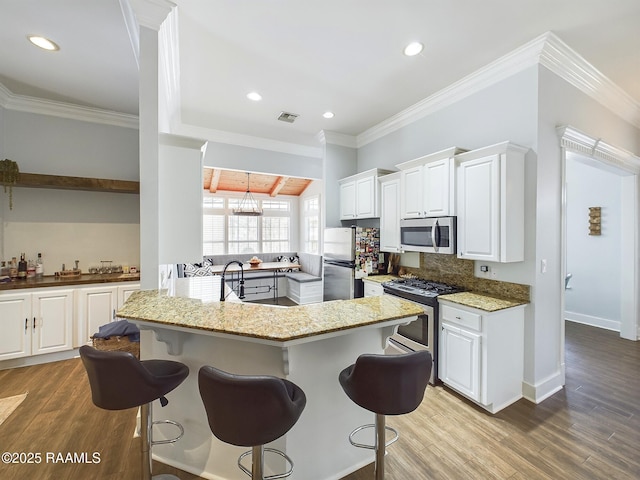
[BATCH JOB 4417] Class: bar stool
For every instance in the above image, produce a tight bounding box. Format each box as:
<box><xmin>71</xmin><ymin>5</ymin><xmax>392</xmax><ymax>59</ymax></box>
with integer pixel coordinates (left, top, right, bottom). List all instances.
<box><xmin>338</xmin><ymin>351</ymin><xmax>432</xmax><ymax>480</ymax></box>
<box><xmin>79</xmin><ymin>345</ymin><xmax>189</xmax><ymax>480</ymax></box>
<box><xmin>198</xmin><ymin>365</ymin><xmax>306</xmax><ymax>480</ymax></box>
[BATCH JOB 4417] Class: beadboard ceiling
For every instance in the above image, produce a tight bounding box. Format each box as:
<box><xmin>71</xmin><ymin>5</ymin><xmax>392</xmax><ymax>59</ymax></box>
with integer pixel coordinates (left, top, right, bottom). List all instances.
<box><xmin>1</xmin><ymin>0</ymin><xmax>639</xmax><ymax>149</ymax></box>
<box><xmin>203</xmin><ymin>169</ymin><xmax>312</xmax><ymax>197</ymax></box>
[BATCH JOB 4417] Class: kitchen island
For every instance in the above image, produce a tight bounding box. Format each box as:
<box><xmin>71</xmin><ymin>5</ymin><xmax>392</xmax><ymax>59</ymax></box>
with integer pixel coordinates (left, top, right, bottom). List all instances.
<box><xmin>116</xmin><ymin>276</ymin><xmax>423</xmax><ymax>480</ymax></box>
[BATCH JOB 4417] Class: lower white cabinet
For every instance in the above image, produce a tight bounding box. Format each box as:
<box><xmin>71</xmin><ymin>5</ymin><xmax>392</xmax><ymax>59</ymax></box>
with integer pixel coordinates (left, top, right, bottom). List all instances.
<box><xmin>438</xmin><ymin>300</ymin><xmax>525</xmax><ymax>413</ymax></box>
<box><xmin>0</xmin><ymin>289</ymin><xmax>74</xmax><ymax>361</ymax></box>
<box><xmin>75</xmin><ymin>283</ymin><xmax>140</xmax><ymax>347</ymax></box>
<box><xmin>363</xmin><ymin>279</ymin><xmax>384</xmax><ymax>297</ymax></box>
<box><xmin>0</xmin><ymin>282</ymin><xmax>140</xmax><ymax>362</ymax></box>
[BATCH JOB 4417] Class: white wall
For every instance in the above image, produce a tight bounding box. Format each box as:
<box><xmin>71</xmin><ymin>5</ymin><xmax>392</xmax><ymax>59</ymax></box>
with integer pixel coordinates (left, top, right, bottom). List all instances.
<box><xmin>565</xmin><ymin>153</ymin><xmax>623</xmax><ymax>330</ymax></box>
<box><xmin>203</xmin><ymin>141</ymin><xmax>322</xmax><ymax>179</ymax></box>
<box><xmin>0</xmin><ymin>108</ymin><xmax>140</xmax><ymax>271</ymax></box>
<box><xmin>323</xmin><ymin>142</ymin><xmax>357</xmax><ymax>227</ymax></box>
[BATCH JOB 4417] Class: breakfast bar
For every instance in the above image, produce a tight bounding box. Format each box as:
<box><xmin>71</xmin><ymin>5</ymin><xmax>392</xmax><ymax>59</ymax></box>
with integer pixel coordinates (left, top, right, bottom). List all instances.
<box><xmin>116</xmin><ymin>276</ymin><xmax>423</xmax><ymax>480</ymax></box>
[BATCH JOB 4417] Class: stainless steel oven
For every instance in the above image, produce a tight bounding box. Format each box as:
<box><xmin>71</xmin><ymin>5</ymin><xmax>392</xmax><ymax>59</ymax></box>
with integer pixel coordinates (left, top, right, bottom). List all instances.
<box><xmin>387</xmin><ymin>303</ymin><xmax>437</xmax><ymax>384</ymax></box>
<box><xmin>382</xmin><ymin>278</ymin><xmax>463</xmax><ymax>385</ymax></box>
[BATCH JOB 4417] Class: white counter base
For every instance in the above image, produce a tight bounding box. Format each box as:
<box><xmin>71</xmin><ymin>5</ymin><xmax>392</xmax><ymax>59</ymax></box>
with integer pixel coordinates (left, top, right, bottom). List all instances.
<box><xmin>142</xmin><ymin>320</ymin><xmax>410</xmax><ymax>480</ymax></box>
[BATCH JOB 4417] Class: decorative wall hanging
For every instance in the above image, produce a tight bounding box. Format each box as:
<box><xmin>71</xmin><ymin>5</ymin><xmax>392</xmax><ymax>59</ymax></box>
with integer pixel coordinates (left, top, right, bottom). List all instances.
<box><xmin>588</xmin><ymin>207</ymin><xmax>601</xmax><ymax>235</ymax></box>
<box><xmin>0</xmin><ymin>159</ymin><xmax>20</xmax><ymax>210</ymax></box>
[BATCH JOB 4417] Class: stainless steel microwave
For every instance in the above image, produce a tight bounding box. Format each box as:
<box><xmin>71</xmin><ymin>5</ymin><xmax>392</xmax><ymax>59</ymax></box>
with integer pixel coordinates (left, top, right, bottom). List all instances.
<box><xmin>399</xmin><ymin>217</ymin><xmax>456</xmax><ymax>254</ymax></box>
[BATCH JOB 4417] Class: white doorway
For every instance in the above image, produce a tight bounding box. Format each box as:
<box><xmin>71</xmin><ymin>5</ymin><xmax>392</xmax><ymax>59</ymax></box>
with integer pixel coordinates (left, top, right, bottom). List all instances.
<box><xmin>560</xmin><ymin>126</ymin><xmax>640</xmax><ymax>347</ymax></box>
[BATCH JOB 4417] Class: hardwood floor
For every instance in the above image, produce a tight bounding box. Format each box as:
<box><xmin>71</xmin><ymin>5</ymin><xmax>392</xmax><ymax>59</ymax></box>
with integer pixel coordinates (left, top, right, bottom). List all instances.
<box><xmin>0</xmin><ymin>321</ymin><xmax>638</xmax><ymax>479</ymax></box>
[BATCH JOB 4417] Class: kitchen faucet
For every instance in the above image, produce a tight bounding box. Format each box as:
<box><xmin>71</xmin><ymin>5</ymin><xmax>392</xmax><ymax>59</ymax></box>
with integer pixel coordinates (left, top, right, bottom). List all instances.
<box><xmin>220</xmin><ymin>260</ymin><xmax>245</xmax><ymax>301</ymax></box>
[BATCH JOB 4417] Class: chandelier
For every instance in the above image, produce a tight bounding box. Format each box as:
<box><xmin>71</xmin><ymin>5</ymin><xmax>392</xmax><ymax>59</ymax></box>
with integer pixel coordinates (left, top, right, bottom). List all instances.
<box><xmin>233</xmin><ymin>172</ymin><xmax>263</xmax><ymax>216</ymax></box>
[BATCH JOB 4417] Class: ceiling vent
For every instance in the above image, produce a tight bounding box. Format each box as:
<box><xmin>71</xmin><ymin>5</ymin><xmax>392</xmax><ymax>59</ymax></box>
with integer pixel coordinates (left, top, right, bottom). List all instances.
<box><xmin>277</xmin><ymin>111</ymin><xmax>299</xmax><ymax>123</ymax></box>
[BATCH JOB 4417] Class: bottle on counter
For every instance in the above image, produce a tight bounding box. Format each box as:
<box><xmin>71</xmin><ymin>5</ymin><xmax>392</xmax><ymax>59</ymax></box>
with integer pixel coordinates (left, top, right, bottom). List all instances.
<box><xmin>27</xmin><ymin>259</ymin><xmax>36</xmax><ymax>278</ymax></box>
<box><xmin>18</xmin><ymin>253</ymin><xmax>27</xmax><ymax>279</ymax></box>
<box><xmin>9</xmin><ymin>257</ymin><xmax>18</xmax><ymax>279</ymax></box>
<box><xmin>0</xmin><ymin>261</ymin><xmax>8</xmax><ymax>277</ymax></box>
<box><xmin>36</xmin><ymin>253</ymin><xmax>44</xmax><ymax>277</ymax></box>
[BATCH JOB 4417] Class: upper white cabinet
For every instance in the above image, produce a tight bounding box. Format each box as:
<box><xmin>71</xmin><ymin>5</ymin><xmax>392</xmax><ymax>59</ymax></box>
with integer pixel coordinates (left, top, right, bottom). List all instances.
<box><xmin>339</xmin><ymin>168</ymin><xmax>393</xmax><ymax>220</ymax></box>
<box><xmin>397</xmin><ymin>147</ymin><xmax>466</xmax><ymax>219</ymax></box>
<box><xmin>379</xmin><ymin>172</ymin><xmax>402</xmax><ymax>252</ymax></box>
<box><xmin>456</xmin><ymin>142</ymin><xmax>527</xmax><ymax>262</ymax></box>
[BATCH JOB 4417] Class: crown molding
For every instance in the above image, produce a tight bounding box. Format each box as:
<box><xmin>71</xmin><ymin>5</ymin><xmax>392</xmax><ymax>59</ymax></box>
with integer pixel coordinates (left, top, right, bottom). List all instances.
<box><xmin>357</xmin><ymin>31</ymin><xmax>640</xmax><ymax>148</ymax></box>
<box><xmin>173</xmin><ymin>122</ymin><xmax>323</xmax><ymax>159</ymax></box>
<box><xmin>540</xmin><ymin>33</ymin><xmax>640</xmax><ymax>129</ymax></box>
<box><xmin>128</xmin><ymin>0</ymin><xmax>175</xmax><ymax>31</ymax></box>
<box><xmin>558</xmin><ymin>125</ymin><xmax>640</xmax><ymax>174</ymax></box>
<box><xmin>316</xmin><ymin>130</ymin><xmax>357</xmax><ymax>148</ymax></box>
<box><xmin>0</xmin><ymin>82</ymin><xmax>139</xmax><ymax>129</ymax></box>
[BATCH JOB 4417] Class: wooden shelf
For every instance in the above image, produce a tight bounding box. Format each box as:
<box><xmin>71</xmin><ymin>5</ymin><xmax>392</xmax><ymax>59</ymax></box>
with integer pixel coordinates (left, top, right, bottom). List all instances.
<box><xmin>15</xmin><ymin>173</ymin><xmax>139</xmax><ymax>194</ymax></box>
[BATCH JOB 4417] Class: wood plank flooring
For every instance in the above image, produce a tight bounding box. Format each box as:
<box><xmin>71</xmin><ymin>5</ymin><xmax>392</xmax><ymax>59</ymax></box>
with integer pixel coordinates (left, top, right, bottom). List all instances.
<box><xmin>0</xmin><ymin>321</ymin><xmax>638</xmax><ymax>479</ymax></box>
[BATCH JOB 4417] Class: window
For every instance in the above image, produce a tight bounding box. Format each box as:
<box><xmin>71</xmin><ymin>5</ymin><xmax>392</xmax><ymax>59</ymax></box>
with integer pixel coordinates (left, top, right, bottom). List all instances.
<box><xmin>302</xmin><ymin>194</ymin><xmax>320</xmax><ymax>254</ymax></box>
<box><xmin>203</xmin><ymin>193</ymin><xmax>293</xmax><ymax>254</ymax></box>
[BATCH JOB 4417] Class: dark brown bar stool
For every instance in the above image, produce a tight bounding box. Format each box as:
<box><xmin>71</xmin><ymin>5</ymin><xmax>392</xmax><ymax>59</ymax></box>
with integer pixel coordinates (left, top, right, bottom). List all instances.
<box><xmin>339</xmin><ymin>351</ymin><xmax>432</xmax><ymax>480</ymax></box>
<box><xmin>79</xmin><ymin>345</ymin><xmax>189</xmax><ymax>480</ymax></box>
<box><xmin>198</xmin><ymin>365</ymin><xmax>306</xmax><ymax>480</ymax></box>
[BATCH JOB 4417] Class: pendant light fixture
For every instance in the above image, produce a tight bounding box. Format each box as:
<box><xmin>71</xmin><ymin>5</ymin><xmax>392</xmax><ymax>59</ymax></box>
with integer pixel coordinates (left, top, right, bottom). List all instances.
<box><xmin>233</xmin><ymin>172</ymin><xmax>263</xmax><ymax>216</ymax></box>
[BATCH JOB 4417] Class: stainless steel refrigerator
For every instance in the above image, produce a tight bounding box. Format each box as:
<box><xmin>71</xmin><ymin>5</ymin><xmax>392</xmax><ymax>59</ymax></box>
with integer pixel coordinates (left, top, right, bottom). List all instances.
<box><xmin>323</xmin><ymin>227</ymin><xmax>381</xmax><ymax>301</ymax></box>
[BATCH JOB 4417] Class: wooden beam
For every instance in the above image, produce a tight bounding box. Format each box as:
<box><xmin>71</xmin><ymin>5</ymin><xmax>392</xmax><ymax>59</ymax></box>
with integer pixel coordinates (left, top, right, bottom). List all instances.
<box><xmin>269</xmin><ymin>176</ymin><xmax>289</xmax><ymax>197</ymax></box>
<box><xmin>16</xmin><ymin>173</ymin><xmax>139</xmax><ymax>194</ymax></box>
<box><xmin>203</xmin><ymin>168</ymin><xmax>213</xmax><ymax>190</ymax></box>
<box><xmin>209</xmin><ymin>169</ymin><xmax>221</xmax><ymax>193</ymax></box>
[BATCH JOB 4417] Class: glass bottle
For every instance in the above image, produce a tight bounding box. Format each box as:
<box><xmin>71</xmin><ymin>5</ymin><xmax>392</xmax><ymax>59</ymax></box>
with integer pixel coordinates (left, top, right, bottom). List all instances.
<box><xmin>36</xmin><ymin>253</ymin><xmax>44</xmax><ymax>277</ymax></box>
<box><xmin>9</xmin><ymin>257</ymin><xmax>18</xmax><ymax>278</ymax></box>
<box><xmin>18</xmin><ymin>254</ymin><xmax>27</xmax><ymax>279</ymax></box>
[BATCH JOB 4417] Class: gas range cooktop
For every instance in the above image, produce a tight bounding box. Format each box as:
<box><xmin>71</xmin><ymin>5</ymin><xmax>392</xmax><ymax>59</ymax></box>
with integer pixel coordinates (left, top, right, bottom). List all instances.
<box><xmin>381</xmin><ymin>277</ymin><xmax>463</xmax><ymax>304</ymax></box>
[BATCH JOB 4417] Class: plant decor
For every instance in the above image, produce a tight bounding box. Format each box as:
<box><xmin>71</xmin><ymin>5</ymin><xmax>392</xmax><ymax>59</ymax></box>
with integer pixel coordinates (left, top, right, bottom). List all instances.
<box><xmin>0</xmin><ymin>159</ymin><xmax>20</xmax><ymax>210</ymax></box>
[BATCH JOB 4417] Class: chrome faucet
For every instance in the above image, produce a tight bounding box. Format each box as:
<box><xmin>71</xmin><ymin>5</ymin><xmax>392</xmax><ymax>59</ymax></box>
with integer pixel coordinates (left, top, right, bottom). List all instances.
<box><xmin>220</xmin><ymin>260</ymin><xmax>245</xmax><ymax>301</ymax></box>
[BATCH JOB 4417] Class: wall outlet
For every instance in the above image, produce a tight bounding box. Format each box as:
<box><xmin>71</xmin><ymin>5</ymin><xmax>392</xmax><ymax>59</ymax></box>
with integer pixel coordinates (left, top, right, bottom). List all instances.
<box><xmin>491</xmin><ymin>269</ymin><xmax>498</xmax><ymax>279</ymax></box>
<box><xmin>480</xmin><ymin>265</ymin><xmax>489</xmax><ymax>272</ymax></box>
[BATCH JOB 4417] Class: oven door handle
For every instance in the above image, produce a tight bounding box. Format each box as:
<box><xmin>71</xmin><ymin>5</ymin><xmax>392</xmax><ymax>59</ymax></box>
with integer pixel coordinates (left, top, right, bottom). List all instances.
<box><xmin>431</xmin><ymin>218</ymin><xmax>439</xmax><ymax>252</ymax></box>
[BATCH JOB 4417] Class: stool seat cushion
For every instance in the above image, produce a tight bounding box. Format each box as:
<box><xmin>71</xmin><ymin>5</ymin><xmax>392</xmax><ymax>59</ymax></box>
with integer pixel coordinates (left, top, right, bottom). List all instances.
<box><xmin>339</xmin><ymin>351</ymin><xmax>431</xmax><ymax>415</ymax></box>
<box><xmin>79</xmin><ymin>345</ymin><xmax>189</xmax><ymax>411</ymax></box>
<box><xmin>198</xmin><ymin>366</ymin><xmax>306</xmax><ymax>447</ymax></box>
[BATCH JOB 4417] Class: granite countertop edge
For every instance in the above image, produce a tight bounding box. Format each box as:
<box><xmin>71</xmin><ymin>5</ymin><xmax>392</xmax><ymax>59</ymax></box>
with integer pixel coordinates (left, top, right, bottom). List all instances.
<box><xmin>438</xmin><ymin>291</ymin><xmax>529</xmax><ymax>312</ymax></box>
<box><xmin>0</xmin><ymin>273</ymin><xmax>141</xmax><ymax>291</ymax></box>
<box><xmin>117</xmin><ymin>293</ymin><xmax>425</xmax><ymax>343</ymax></box>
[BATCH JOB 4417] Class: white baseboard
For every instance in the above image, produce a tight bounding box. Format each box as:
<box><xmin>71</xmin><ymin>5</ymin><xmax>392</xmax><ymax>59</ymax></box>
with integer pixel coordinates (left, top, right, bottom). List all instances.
<box><xmin>522</xmin><ymin>371</ymin><xmax>564</xmax><ymax>404</ymax></box>
<box><xmin>0</xmin><ymin>349</ymin><xmax>79</xmax><ymax>371</ymax></box>
<box><xmin>565</xmin><ymin>311</ymin><xmax>620</xmax><ymax>332</ymax></box>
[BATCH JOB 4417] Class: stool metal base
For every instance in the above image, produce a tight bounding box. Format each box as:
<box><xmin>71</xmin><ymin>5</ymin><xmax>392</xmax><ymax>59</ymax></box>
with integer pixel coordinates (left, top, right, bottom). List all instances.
<box><xmin>141</xmin><ymin>402</ymin><xmax>185</xmax><ymax>480</ymax></box>
<box><xmin>348</xmin><ymin>414</ymin><xmax>398</xmax><ymax>480</ymax></box>
<box><xmin>238</xmin><ymin>444</ymin><xmax>295</xmax><ymax>480</ymax></box>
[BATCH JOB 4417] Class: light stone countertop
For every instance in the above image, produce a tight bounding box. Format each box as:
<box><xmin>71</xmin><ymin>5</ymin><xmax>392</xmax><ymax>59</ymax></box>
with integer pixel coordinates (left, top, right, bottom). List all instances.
<box><xmin>439</xmin><ymin>292</ymin><xmax>528</xmax><ymax>312</ymax></box>
<box><xmin>116</xmin><ymin>276</ymin><xmax>424</xmax><ymax>342</ymax></box>
<box><xmin>361</xmin><ymin>274</ymin><xmax>400</xmax><ymax>284</ymax></box>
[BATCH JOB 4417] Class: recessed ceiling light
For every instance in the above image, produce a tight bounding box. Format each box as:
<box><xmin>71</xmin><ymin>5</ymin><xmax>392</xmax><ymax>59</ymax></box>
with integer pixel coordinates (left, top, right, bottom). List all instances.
<box><xmin>323</xmin><ymin>112</ymin><xmax>335</xmax><ymax>119</ymax></box>
<box><xmin>246</xmin><ymin>92</ymin><xmax>262</xmax><ymax>101</ymax></box>
<box><xmin>403</xmin><ymin>42</ymin><xmax>423</xmax><ymax>57</ymax></box>
<box><xmin>27</xmin><ymin>35</ymin><xmax>60</xmax><ymax>51</ymax></box>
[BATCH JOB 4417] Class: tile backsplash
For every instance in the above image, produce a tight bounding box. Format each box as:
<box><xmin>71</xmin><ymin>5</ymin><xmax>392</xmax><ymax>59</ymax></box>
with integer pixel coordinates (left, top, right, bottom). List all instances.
<box><xmin>401</xmin><ymin>253</ymin><xmax>530</xmax><ymax>303</ymax></box>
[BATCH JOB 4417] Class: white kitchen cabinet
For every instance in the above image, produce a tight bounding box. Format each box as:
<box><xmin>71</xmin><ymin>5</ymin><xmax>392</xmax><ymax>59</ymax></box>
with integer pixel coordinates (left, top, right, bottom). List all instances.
<box><xmin>339</xmin><ymin>168</ymin><xmax>393</xmax><ymax>220</ymax></box>
<box><xmin>379</xmin><ymin>172</ymin><xmax>402</xmax><ymax>252</ymax></box>
<box><xmin>118</xmin><ymin>283</ymin><xmax>140</xmax><ymax>307</ymax></box>
<box><xmin>456</xmin><ymin>142</ymin><xmax>527</xmax><ymax>262</ymax></box>
<box><xmin>0</xmin><ymin>293</ymin><xmax>32</xmax><ymax>361</ymax></box>
<box><xmin>363</xmin><ymin>279</ymin><xmax>384</xmax><ymax>297</ymax></box>
<box><xmin>0</xmin><ymin>289</ymin><xmax>73</xmax><ymax>360</ymax></box>
<box><xmin>76</xmin><ymin>286</ymin><xmax>118</xmax><ymax>347</ymax></box>
<box><xmin>339</xmin><ymin>180</ymin><xmax>357</xmax><ymax>219</ymax></box>
<box><xmin>75</xmin><ymin>282</ymin><xmax>140</xmax><ymax>347</ymax></box>
<box><xmin>397</xmin><ymin>147</ymin><xmax>465</xmax><ymax>219</ymax></box>
<box><xmin>32</xmin><ymin>289</ymin><xmax>74</xmax><ymax>355</ymax></box>
<box><xmin>438</xmin><ymin>299</ymin><xmax>525</xmax><ymax>414</ymax></box>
